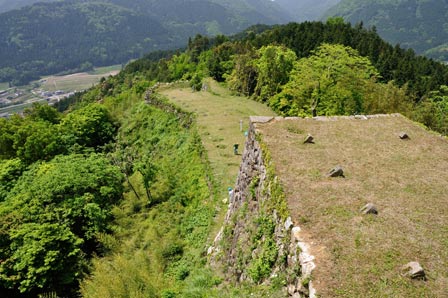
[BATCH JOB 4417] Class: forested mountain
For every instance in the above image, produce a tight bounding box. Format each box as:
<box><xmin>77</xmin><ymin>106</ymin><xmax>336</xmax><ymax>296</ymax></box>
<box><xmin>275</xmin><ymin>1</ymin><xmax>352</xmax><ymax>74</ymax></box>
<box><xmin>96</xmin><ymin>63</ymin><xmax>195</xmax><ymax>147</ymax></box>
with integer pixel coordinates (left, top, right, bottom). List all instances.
<box><xmin>0</xmin><ymin>0</ymin><xmax>56</xmax><ymax>13</ymax></box>
<box><xmin>274</xmin><ymin>0</ymin><xmax>341</xmax><ymax>21</ymax></box>
<box><xmin>324</xmin><ymin>0</ymin><xmax>448</xmax><ymax>61</ymax></box>
<box><xmin>0</xmin><ymin>0</ymin><xmax>291</xmax><ymax>86</ymax></box>
<box><xmin>0</xmin><ymin>1</ymin><xmax>168</xmax><ymax>85</ymax></box>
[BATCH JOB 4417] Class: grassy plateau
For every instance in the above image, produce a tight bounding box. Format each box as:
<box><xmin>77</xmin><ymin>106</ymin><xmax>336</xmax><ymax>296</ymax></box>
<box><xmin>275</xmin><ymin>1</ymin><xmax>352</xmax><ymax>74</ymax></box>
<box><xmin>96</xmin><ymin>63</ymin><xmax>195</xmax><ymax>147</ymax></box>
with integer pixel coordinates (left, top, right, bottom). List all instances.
<box><xmin>257</xmin><ymin>115</ymin><xmax>448</xmax><ymax>298</ymax></box>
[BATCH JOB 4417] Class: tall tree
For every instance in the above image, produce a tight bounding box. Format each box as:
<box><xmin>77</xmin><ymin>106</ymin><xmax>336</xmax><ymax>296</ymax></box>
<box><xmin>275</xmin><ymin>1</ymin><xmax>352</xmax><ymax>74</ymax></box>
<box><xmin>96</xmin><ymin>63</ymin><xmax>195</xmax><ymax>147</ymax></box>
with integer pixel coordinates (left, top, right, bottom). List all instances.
<box><xmin>269</xmin><ymin>43</ymin><xmax>380</xmax><ymax>116</ymax></box>
<box><xmin>253</xmin><ymin>45</ymin><xmax>297</xmax><ymax>102</ymax></box>
<box><xmin>0</xmin><ymin>153</ymin><xmax>123</xmax><ymax>294</ymax></box>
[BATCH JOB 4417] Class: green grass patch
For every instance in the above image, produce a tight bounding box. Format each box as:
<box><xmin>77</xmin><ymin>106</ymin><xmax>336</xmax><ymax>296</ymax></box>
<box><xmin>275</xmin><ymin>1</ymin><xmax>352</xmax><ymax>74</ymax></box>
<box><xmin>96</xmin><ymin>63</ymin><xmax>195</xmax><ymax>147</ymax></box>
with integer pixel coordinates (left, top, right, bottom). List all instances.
<box><xmin>0</xmin><ymin>82</ymin><xmax>9</xmax><ymax>90</ymax></box>
<box><xmin>88</xmin><ymin>64</ymin><xmax>122</xmax><ymax>75</ymax></box>
<box><xmin>160</xmin><ymin>78</ymin><xmax>276</xmax><ymax>200</ymax></box>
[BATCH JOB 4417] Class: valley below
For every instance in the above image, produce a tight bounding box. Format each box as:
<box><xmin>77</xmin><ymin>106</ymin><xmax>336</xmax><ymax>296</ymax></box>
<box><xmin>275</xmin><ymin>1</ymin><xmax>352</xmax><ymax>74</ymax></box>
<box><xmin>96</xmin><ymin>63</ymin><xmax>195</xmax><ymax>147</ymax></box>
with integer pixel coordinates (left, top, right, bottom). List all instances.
<box><xmin>0</xmin><ymin>65</ymin><xmax>120</xmax><ymax>117</ymax></box>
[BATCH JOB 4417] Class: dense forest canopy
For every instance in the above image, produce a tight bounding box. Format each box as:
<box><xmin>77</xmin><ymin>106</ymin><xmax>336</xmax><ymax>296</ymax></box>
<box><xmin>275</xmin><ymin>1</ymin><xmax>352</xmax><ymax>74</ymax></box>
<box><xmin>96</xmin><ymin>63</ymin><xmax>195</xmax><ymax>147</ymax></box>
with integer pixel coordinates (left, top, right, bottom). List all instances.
<box><xmin>325</xmin><ymin>0</ymin><xmax>448</xmax><ymax>61</ymax></box>
<box><xmin>0</xmin><ymin>101</ymin><xmax>124</xmax><ymax>296</ymax></box>
<box><xmin>1</xmin><ymin>0</ymin><xmax>445</xmax><ymax>86</ymax></box>
<box><xmin>0</xmin><ymin>0</ymin><xmax>295</xmax><ymax>85</ymax></box>
<box><xmin>0</xmin><ymin>0</ymin><xmax>448</xmax><ymax>85</ymax></box>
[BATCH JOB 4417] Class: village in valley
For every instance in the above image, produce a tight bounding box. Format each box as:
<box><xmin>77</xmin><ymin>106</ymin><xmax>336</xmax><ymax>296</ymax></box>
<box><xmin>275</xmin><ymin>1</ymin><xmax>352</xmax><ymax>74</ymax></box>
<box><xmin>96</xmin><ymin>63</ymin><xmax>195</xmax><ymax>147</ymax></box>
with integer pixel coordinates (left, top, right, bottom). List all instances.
<box><xmin>0</xmin><ymin>85</ymin><xmax>75</xmax><ymax>118</ymax></box>
<box><xmin>0</xmin><ymin>87</ymin><xmax>77</xmax><ymax>117</ymax></box>
<box><xmin>0</xmin><ymin>66</ymin><xmax>120</xmax><ymax>118</ymax></box>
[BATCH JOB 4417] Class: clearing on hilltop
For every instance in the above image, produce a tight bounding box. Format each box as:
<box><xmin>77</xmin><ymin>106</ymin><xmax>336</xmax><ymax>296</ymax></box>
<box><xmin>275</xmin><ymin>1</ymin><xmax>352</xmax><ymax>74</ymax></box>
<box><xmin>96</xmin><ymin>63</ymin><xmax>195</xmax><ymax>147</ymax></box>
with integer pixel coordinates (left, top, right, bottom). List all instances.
<box><xmin>236</xmin><ymin>114</ymin><xmax>448</xmax><ymax>297</ymax></box>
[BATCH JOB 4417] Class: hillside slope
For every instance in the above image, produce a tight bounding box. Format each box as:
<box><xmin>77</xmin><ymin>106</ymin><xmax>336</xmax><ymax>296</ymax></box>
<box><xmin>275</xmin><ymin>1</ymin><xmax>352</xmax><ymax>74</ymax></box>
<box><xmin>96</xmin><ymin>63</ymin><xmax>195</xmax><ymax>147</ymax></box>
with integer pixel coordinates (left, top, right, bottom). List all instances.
<box><xmin>275</xmin><ymin>0</ymin><xmax>341</xmax><ymax>21</ymax></box>
<box><xmin>0</xmin><ymin>0</ymin><xmax>56</xmax><ymax>13</ymax></box>
<box><xmin>0</xmin><ymin>0</ymin><xmax>291</xmax><ymax>85</ymax></box>
<box><xmin>324</xmin><ymin>0</ymin><xmax>448</xmax><ymax>61</ymax></box>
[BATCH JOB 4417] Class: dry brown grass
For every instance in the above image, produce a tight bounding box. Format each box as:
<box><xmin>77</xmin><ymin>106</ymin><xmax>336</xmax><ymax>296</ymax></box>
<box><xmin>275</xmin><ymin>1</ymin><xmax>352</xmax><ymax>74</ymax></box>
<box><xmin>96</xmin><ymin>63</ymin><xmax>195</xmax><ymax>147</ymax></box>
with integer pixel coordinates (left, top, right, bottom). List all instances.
<box><xmin>257</xmin><ymin>115</ymin><xmax>448</xmax><ymax>298</ymax></box>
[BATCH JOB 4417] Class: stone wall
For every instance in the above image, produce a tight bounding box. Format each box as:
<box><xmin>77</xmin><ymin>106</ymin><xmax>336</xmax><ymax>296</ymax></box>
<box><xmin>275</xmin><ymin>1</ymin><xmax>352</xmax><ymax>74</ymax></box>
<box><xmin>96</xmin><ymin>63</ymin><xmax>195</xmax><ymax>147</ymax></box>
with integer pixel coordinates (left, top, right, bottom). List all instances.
<box><xmin>209</xmin><ymin>116</ymin><xmax>316</xmax><ymax>297</ymax></box>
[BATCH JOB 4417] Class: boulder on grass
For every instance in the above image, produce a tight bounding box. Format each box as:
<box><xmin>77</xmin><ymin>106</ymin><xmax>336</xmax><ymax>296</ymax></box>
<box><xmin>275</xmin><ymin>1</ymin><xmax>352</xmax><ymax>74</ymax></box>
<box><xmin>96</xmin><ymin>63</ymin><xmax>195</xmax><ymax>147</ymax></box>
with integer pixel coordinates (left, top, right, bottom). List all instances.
<box><xmin>304</xmin><ymin>134</ymin><xmax>314</xmax><ymax>144</ymax></box>
<box><xmin>360</xmin><ymin>203</ymin><xmax>378</xmax><ymax>215</ymax></box>
<box><xmin>402</xmin><ymin>261</ymin><xmax>426</xmax><ymax>280</ymax></box>
<box><xmin>327</xmin><ymin>166</ymin><xmax>344</xmax><ymax>178</ymax></box>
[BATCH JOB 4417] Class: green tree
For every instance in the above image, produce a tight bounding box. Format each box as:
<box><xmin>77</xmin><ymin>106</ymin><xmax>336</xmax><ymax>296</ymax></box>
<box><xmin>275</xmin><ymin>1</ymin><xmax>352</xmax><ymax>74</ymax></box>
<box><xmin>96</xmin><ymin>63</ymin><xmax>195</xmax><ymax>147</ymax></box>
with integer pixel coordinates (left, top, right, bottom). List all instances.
<box><xmin>413</xmin><ymin>85</ymin><xmax>448</xmax><ymax>135</ymax></box>
<box><xmin>23</xmin><ymin>103</ymin><xmax>61</xmax><ymax>124</ymax></box>
<box><xmin>134</xmin><ymin>156</ymin><xmax>157</xmax><ymax>202</ymax></box>
<box><xmin>226</xmin><ymin>45</ymin><xmax>259</xmax><ymax>96</ymax></box>
<box><xmin>206</xmin><ymin>42</ymin><xmax>235</xmax><ymax>82</ymax></box>
<box><xmin>190</xmin><ymin>73</ymin><xmax>203</xmax><ymax>92</ymax></box>
<box><xmin>59</xmin><ymin>103</ymin><xmax>117</xmax><ymax>149</ymax></box>
<box><xmin>253</xmin><ymin>45</ymin><xmax>297</xmax><ymax>102</ymax></box>
<box><xmin>0</xmin><ymin>153</ymin><xmax>124</xmax><ymax>294</ymax></box>
<box><xmin>0</xmin><ymin>116</ymin><xmax>22</xmax><ymax>159</ymax></box>
<box><xmin>13</xmin><ymin>120</ymin><xmax>64</xmax><ymax>164</ymax></box>
<box><xmin>168</xmin><ymin>53</ymin><xmax>195</xmax><ymax>81</ymax></box>
<box><xmin>270</xmin><ymin>43</ymin><xmax>380</xmax><ymax>116</ymax></box>
<box><xmin>0</xmin><ymin>158</ymin><xmax>24</xmax><ymax>201</ymax></box>
<box><xmin>187</xmin><ymin>34</ymin><xmax>210</xmax><ymax>63</ymax></box>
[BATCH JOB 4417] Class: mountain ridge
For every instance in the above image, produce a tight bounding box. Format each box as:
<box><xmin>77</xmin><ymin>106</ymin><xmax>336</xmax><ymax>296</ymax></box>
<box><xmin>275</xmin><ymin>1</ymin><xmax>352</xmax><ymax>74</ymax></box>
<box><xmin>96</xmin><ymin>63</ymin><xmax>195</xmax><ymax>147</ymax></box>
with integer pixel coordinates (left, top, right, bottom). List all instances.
<box><xmin>275</xmin><ymin>0</ymin><xmax>341</xmax><ymax>21</ymax></box>
<box><xmin>325</xmin><ymin>0</ymin><xmax>448</xmax><ymax>61</ymax></box>
<box><xmin>0</xmin><ymin>0</ymin><xmax>297</xmax><ymax>85</ymax></box>
<box><xmin>0</xmin><ymin>0</ymin><xmax>57</xmax><ymax>13</ymax></box>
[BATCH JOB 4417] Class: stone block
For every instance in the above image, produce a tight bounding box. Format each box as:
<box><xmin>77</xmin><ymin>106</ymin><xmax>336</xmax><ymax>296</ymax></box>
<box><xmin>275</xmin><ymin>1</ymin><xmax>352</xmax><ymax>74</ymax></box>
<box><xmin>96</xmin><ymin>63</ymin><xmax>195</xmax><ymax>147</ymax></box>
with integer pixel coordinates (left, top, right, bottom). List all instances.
<box><xmin>402</xmin><ymin>261</ymin><xmax>426</xmax><ymax>280</ymax></box>
<box><xmin>291</xmin><ymin>226</ymin><xmax>301</xmax><ymax>241</ymax></box>
<box><xmin>360</xmin><ymin>203</ymin><xmax>378</xmax><ymax>215</ymax></box>
<box><xmin>327</xmin><ymin>166</ymin><xmax>344</xmax><ymax>178</ymax></box>
<box><xmin>399</xmin><ymin>132</ymin><xmax>410</xmax><ymax>139</ymax></box>
<box><xmin>285</xmin><ymin>216</ymin><xmax>293</xmax><ymax>230</ymax></box>
<box><xmin>303</xmin><ymin>134</ymin><xmax>314</xmax><ymax>144</ymax></box>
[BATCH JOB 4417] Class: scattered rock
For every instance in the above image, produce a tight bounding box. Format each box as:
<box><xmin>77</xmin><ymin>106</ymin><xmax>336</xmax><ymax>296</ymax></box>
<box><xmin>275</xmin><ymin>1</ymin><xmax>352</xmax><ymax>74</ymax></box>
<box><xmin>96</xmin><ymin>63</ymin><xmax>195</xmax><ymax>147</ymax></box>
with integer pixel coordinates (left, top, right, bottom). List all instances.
<box><xmin>360</xmin><ymin>203</ymin><xmax>378</xmax><ymax>215</ymax></box>
<box><xmin>296</xmin><ymin>280</ymin><xmax>310</xmax><ymax>296</ymax></box>
<box><xmin>327</xmin><ymin>166</ymin><xmax>344</xmax><ymax>178</ymax></box>
<box><xmin>354</xmin><ymin>115</ymin><xmax>368</xmax><ymax>120</ymax></box>
<box><xmin>309</xmin><ymin>281</ymin><xmax>317</xmax><ymax>298</ymax></box>
<box><xmin>285</xmin><ymin>217</ymin><xmax>293</xmax><ymax>230</ymax></box>
<box><xmin>291</xmin><ymin>293</ymin><xmax>302</xmax><ymax>298</ymax></box>
<box><xmin>287</xmin><ymin>284</ymin><xmax>297</xmax><ymax>295</ymax></box>
<box><xmin>291</xmin><ymin>226</ymin><xmax>301</xmax><ymax>241</ymax></box>
<box><xmin>303</xmin><ymin>134</ymin><xmax>314</xmax><ymax>144</ymax></box>
<box><xmin>207</xmin><ymin>246</ymin><xmax>214</xmax><ymax>255</ymax></box>
<box><xmin>402</xmin><ymin>262</ymin><xmax>426</xmax><ymax>280</ymax></box>
<box><xmin>399</xmin><ymin>132</ymin><xmax>410</xmax><ymax>139</ymax></box>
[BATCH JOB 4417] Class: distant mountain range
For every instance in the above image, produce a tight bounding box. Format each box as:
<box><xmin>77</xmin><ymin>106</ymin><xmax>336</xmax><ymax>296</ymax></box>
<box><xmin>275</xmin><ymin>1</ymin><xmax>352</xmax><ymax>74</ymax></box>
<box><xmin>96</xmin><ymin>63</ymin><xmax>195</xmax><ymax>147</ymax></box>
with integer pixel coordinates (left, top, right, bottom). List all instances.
<box><xmin>275</xmin><ymin>0</ymin><xmax>341</xmax><ymax>21</ymax></box>
<box><xmin>0</xmin><ymin>0</ymin><xmax>292</xmax><ymax>84</ymax></box>
<box><xmin>0</xmin><ymin>0</ymin><xmax>446</xmax><ymax>86</ymax></box>
<box><xmin>325</xmin><ymin>0</ymin><xmax>448</xmax><ymax>61</ymax></box>
<box><xmin>0</xmin><ymin>0</ymin><xmax>56</xmax><ymax>13</ymax></box>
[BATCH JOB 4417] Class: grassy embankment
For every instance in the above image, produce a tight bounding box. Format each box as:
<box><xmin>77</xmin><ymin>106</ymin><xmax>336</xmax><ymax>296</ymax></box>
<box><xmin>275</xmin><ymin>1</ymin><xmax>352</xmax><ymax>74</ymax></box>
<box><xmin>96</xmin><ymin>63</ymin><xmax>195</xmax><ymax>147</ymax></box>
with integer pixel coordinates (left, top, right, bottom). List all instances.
<box><xmin>81</xmin><ymin>79</ymin><xmax>277</xmax><ymax>297</ymax></box>
<box><xmin>160</xmin><ymin>79</ymin><xmax>276</xmax><ymax>202</ymax></box>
